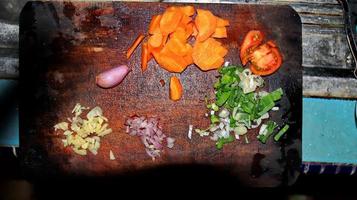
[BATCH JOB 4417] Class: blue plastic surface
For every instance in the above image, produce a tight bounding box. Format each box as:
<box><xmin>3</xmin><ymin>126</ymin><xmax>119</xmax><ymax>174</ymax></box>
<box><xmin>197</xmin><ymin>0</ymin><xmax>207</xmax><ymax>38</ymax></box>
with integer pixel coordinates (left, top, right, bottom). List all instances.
<box><xmin>0</xmin><ymin>80</ymin><xmax>19</xmax><ymax>147</ymax></box>
<box><xmin>303</xmin><ymin>98</ymin><xmax>357</xmax><ymax>164</ymax></box>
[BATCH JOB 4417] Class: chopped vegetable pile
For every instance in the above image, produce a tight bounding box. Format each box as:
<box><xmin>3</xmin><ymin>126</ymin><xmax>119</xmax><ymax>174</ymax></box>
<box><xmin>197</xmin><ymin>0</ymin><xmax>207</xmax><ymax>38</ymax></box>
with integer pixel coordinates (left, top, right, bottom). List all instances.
<box><xmin>127</xmin><ymin>6</ymin><xmax>229</xmax><ymax>101</ymax></box>
<box><xmin>54</xmin><ymin>103</ymin><xmax>113</xmax><ymax>156</ymax></box>
<box><xmin>195</xmin><ymin>65</ymin><xmax>289</xmax><ymax>149</ymax></box>
<box><xmin>125</xmin><ymin>116</ymin><xmax>175</xmax><ymax>160</ymax></box>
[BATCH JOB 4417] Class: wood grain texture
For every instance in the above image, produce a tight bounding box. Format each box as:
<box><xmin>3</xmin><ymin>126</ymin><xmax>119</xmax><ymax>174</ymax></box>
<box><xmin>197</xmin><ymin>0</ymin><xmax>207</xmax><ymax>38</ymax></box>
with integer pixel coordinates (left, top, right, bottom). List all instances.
<box><xmin>19</xmin><ymin>2</ymin><xmax>301</xmax><ymax>187</ymax></box>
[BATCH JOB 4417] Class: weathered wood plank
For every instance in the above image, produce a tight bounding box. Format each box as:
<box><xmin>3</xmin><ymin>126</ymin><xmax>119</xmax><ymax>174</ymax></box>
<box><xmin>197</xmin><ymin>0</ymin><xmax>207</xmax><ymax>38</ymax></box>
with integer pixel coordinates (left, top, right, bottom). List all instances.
<box><xmin>303</xmin><ymin>76</ymin><xmax>357</xmax><ymax>99</ymax></box>
<box><xmin>0</xmin><ymin>22</ymin><xmax>19</xmax><ymax>49</ymax></box>
<box><xmin>300</xmin><ymin>14</ymin><xmax>344</xmax><ymax>26</ymax></box>
<box><xmin>302</xmin><ymin>25</ymin><xmax>352</xmax><ymax>69</ymax></box>
<box><xmin>288</xmin><ymin>3</ymin><xmax>343</xmax><ymax>16</ymax></box>
<box><xmin>0</xmin><ymin>56</ymin><xmax>18</xmax><ymax>78</ymax></box>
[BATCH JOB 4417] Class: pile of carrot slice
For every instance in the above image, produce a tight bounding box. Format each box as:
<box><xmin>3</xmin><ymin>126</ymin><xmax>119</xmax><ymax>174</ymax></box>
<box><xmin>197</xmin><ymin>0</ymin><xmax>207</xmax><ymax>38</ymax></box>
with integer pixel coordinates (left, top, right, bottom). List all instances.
<box><xmin>127</xmin><ymin>6</ymin><xmax>229</xmax><ymax>72</ymax></box>
<box><xmin>126</xmin><ymin>6</ymin><xmax>229</xmax><ymax>100</ymax></box>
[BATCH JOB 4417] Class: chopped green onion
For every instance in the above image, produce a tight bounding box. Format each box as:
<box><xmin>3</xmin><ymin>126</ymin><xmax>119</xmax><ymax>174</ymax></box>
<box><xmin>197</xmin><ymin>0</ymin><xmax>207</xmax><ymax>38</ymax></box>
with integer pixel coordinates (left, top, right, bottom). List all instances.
<box><xmin>274</xmin><ymin>124</ymin><xmax>289</xmax><ymax>141</ymax></box>
<box><xmin>229</xmin><ymin>116</ymin><xmax>237</xmax><ymax>127</ymax></box>
<box><xmin>210</xmin><ymin>115</ymin><xmax>220</xmax><ymax>124</ymax></box>
<box><xmin>270</xmin><ymin>88</ymin><xmax>283</xmax><ymax>101</ymax></box>
<box><xmin>258</xmin><ymin>121</ymin><xmax>278</xmax><ymax>144</ymax></box>
<box><xmin>214</xmin><ymin>80</ymin><xmax>221</xmax><ymax>89</ymax></box>
<box><xmin>216</xmin><ymin>91</ymin><xmax>231</xmax><ymax>106</ymax></box>
<box><xmin>211</xmin><ymin>103</ymin><xmax>219</xmax><ymax>111</ymax></box>
<box><xmin>216</xmin><ymin>135</ymin><xmax>235</xmax><ymax>150</ymax></box>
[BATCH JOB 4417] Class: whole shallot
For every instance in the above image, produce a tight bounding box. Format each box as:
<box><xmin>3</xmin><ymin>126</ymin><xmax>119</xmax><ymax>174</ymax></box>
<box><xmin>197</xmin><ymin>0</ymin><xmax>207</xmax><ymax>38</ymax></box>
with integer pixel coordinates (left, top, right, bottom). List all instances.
<box><xmin>96</xmin><ymin>65</ymin><xmax>130</xmax><ymax>88</ymax></box>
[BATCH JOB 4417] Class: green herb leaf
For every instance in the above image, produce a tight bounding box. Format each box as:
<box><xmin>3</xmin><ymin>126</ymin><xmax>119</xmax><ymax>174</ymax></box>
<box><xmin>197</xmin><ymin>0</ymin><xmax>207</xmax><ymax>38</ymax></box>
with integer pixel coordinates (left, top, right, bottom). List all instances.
<box><xmin>221</xmin><ymin>74</ymin><xmax>234</xmax><ymax>85</ymax></box>
<box><xmin>270</xmin><ymin>88</ymin><xmax>283</xmax><ymax>101</ymax></box>
<box><xmin>210</xmin><ymin>115</ymin><xmax>220</xmax><ymax>124</ymax></box>
<box><xmin>216</xmin><ymin>91</ymin><xmax>231</xmax><ymax>106</ymax></box>
<box><xmin>216</xmin><ymin>135</ymin><xmax>235</xmax><ymax>150</ymax></box>
<box><xmin>274</xmin><ymin>124</ymin><xmax>289</xmax><ymax>141</ymax></box>
<box><xmin>258</xmin><ymin>121</ymin><xmax>278</xmax><ymax>144</ymax></box>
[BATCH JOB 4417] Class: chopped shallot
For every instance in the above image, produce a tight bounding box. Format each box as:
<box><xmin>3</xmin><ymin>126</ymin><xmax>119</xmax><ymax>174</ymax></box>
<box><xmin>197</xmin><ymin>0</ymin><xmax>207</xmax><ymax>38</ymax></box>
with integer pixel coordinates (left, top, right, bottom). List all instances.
<box><xmin>188</xmin><ymin>125</ymin><xmax>193</xmax><ymax>139</ymax></box>
<box><xmin>125</xmin><ymin>116</ymin><xmax>173</xmax><ymax>160</ymax></box>
<box><xmin>167</xmin><ymin>137</ymin><xmax>175</xmax><ymax>148</ymax></box>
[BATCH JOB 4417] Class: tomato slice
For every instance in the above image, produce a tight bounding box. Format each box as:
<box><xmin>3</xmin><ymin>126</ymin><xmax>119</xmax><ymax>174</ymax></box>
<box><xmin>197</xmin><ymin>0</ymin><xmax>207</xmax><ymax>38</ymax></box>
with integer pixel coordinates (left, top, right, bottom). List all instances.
<box><xmin>250</xmin><ymin>41</ymin><xmax>283</xmax><ymax>76</ymax></box>
<box><xmin>240</xmin><ymin>30</ymin><xmax>264</xmax><ymax>65</ymax></box>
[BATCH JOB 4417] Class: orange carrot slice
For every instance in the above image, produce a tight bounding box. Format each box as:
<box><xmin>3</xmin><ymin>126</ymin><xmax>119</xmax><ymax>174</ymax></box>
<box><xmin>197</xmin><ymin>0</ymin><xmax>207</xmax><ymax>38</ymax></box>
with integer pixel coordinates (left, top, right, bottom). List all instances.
<box><xmin>170</xmin><ymin>27</ymin><xmax>187</xmax><ymax>42</ymax></box>
<box><xmin>192</xmin><ymin>38</ymin><xmax>226</xmax><ymax>71</ymax></box>
<box><xmin>170</xmin><ymin>76</ymin><xmax>183</xmax><ymax>101</ymax></box>
<box><xmin>185</xmin><ymin>22</ymin><xmax>194</xmax><ymax>38</ymax></box>
<box><xmin>180</xmin><ymin>15</ymin><xmax>192</xmax><ymax>25</ymax></box>
<box><xmin>149</xmin><ymin>15</ymin><xmax>162</xmax><ymax>34</ymax></box>
<box><xmin>180</xmin><ymin>6</ymin><xmax>195</xmax><ymax>16</ymax></box>
<box><xmin>183</xmin><ymin>44</ymin><xmax>193</xmax><ymax>65</ymax></box>
<box><xmin>212</xmin><ymin>26</ymin><xmax>227</xmax><ymax>38</ymax></box>
<box><xmin>157</xmin><ymin>46</ymin><xmax>188</xmax><ymax>73</ymax></box>
<box><xmin>160</xmin><ymin>7</ymin><xmax>183</xmax><ymax>35</ymax></box>
<box><xmin>148</xmin><ymin>33</ymin><xmax>163</xmax><ymax>48</ymax></box>
<box><xmin>192</xmin><ymin>24</ymin><xmax>198</xmax><ymax>37</ymax></box>
<box><xmin>126</xmin><ymin>34</ymin><xmax>145</xmax><ymax>59</ymax></box>
<box><xmin>166</xmin><ymin>37</ymin><xmax>189</xmax><ymax>56</ymax></box>
<box><xmin>141</xmin><ymin>42</ymin><xmax>150</xmax><ymax>72</ymax></box>
<box><xmin>195</xmin><ymin>9</ymin><xmax>217</xmax><ymax>42</ymax></box>
<box><xmin>217</xmin><ymin>17</ymin><xmax>230</xmax><ymax>27</ymax></box>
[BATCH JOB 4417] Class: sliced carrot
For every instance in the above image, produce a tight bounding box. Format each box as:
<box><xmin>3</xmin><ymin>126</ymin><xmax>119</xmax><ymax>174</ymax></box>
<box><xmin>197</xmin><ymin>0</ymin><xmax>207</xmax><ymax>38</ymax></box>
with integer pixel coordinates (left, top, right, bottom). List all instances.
<box><xmin>195</xmin><ymin>9</ymin><xmax>217</xmax><ymax>42</ymax></box>
<box><xmin>160</xmin><ymin>7</ymin><xmax>183</xmax><ymax>35</ymax></box>
<box><xmin>180</xmin><ymin>15</ymin><xmax>192</xmax><ymax>25</ymax></box>
<box><xmin>212</xmin><ymin>26</ymin><xmax>227</xmax><ymax>38</ymax></box>
<box><xmin>170</xmin><ymin>27</ymin><xmax>187</xmax><ymax>42</ymax></box>
<box><xmin>183</xmin><ymin>44</ymin><xmax>193</xmax><ymax>65</ymax></box>
<box><xmin>149</xmin><ymin>15</ymin><xmax>162</xmax><ymax>34</ymax></box>
<box><xmin>162</xmin><ymin>34</ymin><xmax>169</xmax><ymax>44</ymax></box>
<box><xmin>141</xmin><ymin>42</ymin><xmax>150</xmax><ymax>72</ymax></box>
<box><xmin>157</xmin><ymin>46</ymin><xmax>188</xmax><ymax>73</ymax></box>
<box><xmin>192</xmin><ymin>38</ymin><xmax>226</xmax><ymax>71</ymax></box>
<box><xmin>216</xmin><ymin>17</ymin><xmax>230</xmax><ymax>27</ymax></box>
<box><xmin>170</xmin><ymin>76</ymin><xmax>183</xmax><ymax>101</ymax></box>
<box><xmin>166</xmin><ymin>37</ymin><xmax>189</xmax><ymax>56</ymax></box>
<box><xmin>126</xmin><ymin>34</ymin><xmax>145</xmax><ymax>59</ymax></box>
<box><xmin>180</xmin><ymin>6</ymin><xmax>195</xmax><ymax>16</ymax></box>
<box><xmin>148</xmin><ymin>33</ymin><xmax>163</xmax><ymax>48</ymax></box>
<box><xmin>216</xmin><ymin>45</ymin><xmax>228</xmax><ymax>57</ymax></box>
<box><xmin>192</xmin><ymin>24</ymin><xmax>198</xmax><ymax>37</ymax></box>
<box><xmin>185</xmin><ymin>22</ymin><xmax>194</xmax><ymax>38</ymax></box>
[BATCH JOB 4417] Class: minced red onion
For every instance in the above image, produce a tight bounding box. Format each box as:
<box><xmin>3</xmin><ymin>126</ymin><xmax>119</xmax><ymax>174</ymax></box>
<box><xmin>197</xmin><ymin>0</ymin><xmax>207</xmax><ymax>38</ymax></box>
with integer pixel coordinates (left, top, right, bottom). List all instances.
<box><xmin>125</xmin><ymin>116</ymin><xmax>173</xmax><ymax>160</ymax></box>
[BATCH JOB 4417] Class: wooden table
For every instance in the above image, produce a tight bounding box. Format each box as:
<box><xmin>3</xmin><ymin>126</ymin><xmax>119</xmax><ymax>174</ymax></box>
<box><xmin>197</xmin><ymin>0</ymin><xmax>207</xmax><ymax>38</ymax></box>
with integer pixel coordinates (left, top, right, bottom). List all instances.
<box><xmin>1</xmin><ymin>0</ymin><xmax>356</xmax><ymax>98</ymax></box>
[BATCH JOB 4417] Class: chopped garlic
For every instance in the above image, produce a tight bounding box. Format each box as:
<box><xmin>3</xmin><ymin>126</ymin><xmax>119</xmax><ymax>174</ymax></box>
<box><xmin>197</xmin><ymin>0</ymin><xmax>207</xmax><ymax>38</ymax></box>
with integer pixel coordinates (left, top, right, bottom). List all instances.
<box><xmin>81</xmin><ymin>142</ymin><xmax>89</xmax><ymax>149</ymax></box>
<box><xmin>54</xmin><ymin>122</ymin><xmax>68</xmax><ymax>131</ymax></box>
<box><xmin>63</xmin><ymin>130</ymin><xmax>73</xmax><ymax>136</ymax></box>
<box><xmin>73</xmin><ymin>148</ymin><xmax>87</xmax><ymax>156</ymax></box>
<box><xmin>87</xmin><ymin>106</ymin><xmax>103</xmax><ymax>119</ymax></box>
<box><xmin>195</xmin><ymin>129</ymin><xmax>209</xmax><ymax>137</ymax></box>
<box><xmin>109</xmin><ymin>150</ymin><xmax>116</xmax><ymax>160</ymax></box>
<box><xmin>54</xmin><ymin>103</ymin><xmax>112</xmax><ymax>156</ymax></box>
<box><xmin>98</xmin><ymin>128</ymin><xmax>112</xmax><ymax>137</ymax></box>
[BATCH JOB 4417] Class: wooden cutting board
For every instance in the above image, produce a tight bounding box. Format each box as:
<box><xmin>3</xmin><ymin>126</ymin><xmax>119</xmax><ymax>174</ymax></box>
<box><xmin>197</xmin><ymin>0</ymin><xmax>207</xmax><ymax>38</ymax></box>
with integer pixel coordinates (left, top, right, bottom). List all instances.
<box><xmin>19</xmin><ymin>1</ymin><xmax>302</xmax><ymax>187</ymax></box>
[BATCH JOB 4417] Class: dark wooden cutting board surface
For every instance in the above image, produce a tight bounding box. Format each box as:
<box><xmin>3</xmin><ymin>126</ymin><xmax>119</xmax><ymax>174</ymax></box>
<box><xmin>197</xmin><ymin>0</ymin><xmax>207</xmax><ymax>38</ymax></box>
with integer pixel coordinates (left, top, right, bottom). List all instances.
<box><xmin>19</xmin><ymin>1</ymin><xmax>302</xmax><ymax>187</ymax></box>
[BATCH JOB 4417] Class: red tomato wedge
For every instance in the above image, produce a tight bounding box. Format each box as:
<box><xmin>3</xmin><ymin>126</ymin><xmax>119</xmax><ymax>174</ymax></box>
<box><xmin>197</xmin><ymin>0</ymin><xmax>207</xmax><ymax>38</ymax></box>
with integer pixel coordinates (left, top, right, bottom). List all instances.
<box><xmin>249</xmin><ymin>41</ymin><xmax>283</xmax><ymax>76</ymax></box>
<box><xmin>240</xmin><ymin>30</ymin><xmax>264</xmax><ymax>65</ymax></box>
